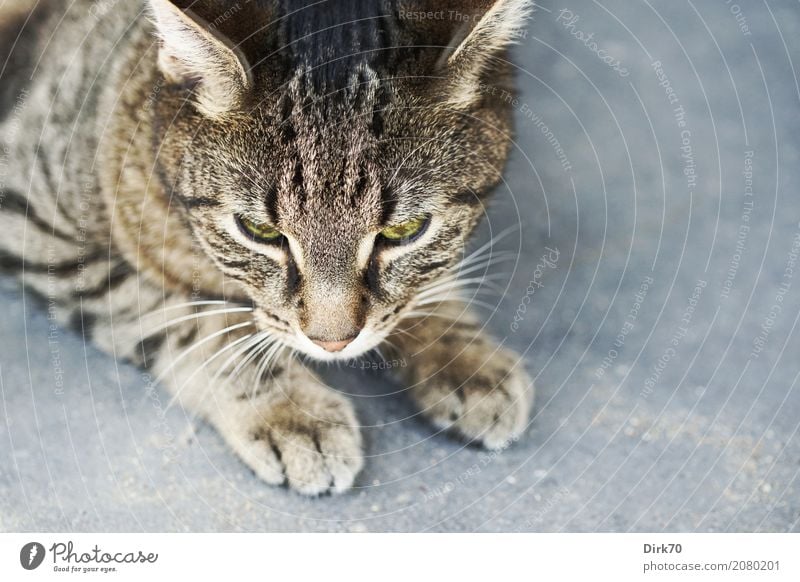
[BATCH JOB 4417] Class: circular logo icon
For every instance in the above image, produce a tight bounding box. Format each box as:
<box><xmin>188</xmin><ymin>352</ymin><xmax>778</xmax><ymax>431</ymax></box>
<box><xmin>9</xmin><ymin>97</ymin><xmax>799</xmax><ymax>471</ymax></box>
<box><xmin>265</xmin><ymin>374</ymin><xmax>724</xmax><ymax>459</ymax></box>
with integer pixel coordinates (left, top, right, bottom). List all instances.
<box><xmin>20</xmin><ymin>542</ymin><xmax>45</xmax><ymax>570</ymax></box>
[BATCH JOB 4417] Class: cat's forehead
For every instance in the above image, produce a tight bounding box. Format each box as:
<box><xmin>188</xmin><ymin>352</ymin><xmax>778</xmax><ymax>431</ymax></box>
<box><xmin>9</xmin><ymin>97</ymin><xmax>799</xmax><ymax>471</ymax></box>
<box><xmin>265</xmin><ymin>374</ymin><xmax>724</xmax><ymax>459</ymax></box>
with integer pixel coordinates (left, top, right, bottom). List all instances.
<box><xmin>281</xmin><ymin>65</ymin><xmax>386</xmax><ymax>146</ymax></box>
<box><xmin>247</xmin><ymin>67</ymin><xmax>391</xmax><ymax>227</ymax></box>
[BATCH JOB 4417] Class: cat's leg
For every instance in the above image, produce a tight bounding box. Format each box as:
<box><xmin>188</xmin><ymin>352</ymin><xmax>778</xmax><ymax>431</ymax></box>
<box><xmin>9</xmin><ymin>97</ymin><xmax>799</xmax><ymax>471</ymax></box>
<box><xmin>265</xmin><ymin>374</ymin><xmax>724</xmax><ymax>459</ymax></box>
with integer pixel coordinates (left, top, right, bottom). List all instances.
<box><xmin>202</xmin><ymin>361</ymin><xmax>364</xmax><ymax>495</ymax></box>
<box><xmin>1</xmin><ymin>209</ymin><xmax>364</xmax><ymax>496</ymax></box>
<box><xmin>26</xmin><ymin>257</ymin><xmax>365</xmax><ymax>496</ymax></box>
<box><xmin>390</xmin><ymin>304</ymin><xmax>534</xmax><ymax>449</ymax></box>
<box><xmin>134</xmin><ymin>303</ymin><xmax>364</xmax><ymax>496</ymax></box>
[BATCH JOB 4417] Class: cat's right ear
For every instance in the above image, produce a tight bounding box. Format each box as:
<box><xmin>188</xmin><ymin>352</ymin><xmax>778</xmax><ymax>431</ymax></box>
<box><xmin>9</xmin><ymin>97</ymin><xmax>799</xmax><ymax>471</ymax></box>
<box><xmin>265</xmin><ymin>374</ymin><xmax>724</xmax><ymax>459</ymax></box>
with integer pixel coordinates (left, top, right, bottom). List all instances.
<box><xmin>432</xmin><ymin>0</ymin><xmax>534</xmax><ymax>108</ymax></box>
<box><xmin>148</xmin><ymin>0</ymin><xmax>251</xmax><ymax>117</ymax></box>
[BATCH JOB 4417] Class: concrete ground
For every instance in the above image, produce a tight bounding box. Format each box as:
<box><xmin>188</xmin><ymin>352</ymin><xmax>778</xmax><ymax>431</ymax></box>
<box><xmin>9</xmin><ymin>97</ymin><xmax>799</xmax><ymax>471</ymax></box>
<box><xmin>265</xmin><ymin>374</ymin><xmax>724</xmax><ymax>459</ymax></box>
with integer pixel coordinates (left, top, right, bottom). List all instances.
<box><xmin>1</xmin><ymin>0</ymin><xmax>799</xmax><ymax>532</ymax></box>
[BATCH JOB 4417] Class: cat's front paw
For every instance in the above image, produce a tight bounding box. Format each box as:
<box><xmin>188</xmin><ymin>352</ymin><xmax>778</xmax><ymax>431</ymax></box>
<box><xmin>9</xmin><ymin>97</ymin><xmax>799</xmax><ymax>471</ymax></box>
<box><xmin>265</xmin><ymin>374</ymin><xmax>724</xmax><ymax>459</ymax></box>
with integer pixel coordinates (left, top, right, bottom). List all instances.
<box><xmin>232</xmin><ymin>387</ymin><xmax>363</xmax><ymax>496</ymax></box>
<box><xmin>412</xmin><ymin>347</ymin><xmax>534</xmax><ymax>450</ymax></box>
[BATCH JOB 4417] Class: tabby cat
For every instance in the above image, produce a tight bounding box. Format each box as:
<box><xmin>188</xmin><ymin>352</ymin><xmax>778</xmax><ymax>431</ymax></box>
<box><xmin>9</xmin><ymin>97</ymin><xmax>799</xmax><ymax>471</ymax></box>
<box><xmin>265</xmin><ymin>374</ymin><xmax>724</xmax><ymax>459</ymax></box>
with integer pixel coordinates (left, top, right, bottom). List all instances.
<box><xmin>0</xmin><ymin>0</ymin><xmax>534</xmax><ymax>495</ymax></box>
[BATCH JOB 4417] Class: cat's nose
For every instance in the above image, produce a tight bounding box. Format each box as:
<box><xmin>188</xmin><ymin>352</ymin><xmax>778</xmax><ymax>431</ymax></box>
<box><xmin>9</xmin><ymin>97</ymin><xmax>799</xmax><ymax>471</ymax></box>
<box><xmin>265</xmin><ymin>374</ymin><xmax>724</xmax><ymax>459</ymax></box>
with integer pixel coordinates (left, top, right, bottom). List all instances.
<box><xmin>311</xmin><ymin>335</ymin><xmax>358</xmax><ymax>352</ymax></box>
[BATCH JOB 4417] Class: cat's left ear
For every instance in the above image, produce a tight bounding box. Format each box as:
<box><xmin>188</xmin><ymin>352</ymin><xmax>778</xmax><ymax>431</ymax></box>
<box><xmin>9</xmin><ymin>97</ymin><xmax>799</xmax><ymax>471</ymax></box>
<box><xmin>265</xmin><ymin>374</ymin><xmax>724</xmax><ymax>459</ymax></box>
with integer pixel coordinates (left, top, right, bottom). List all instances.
<box><xmin>439</xmin><ymin>0</ymin><xmax>533</xmax><ymax>107</ymax></box>
<box><xmin>148</xmin><ymin>0</ymin><xmax>251</xmax><ymax>117</ymax></box>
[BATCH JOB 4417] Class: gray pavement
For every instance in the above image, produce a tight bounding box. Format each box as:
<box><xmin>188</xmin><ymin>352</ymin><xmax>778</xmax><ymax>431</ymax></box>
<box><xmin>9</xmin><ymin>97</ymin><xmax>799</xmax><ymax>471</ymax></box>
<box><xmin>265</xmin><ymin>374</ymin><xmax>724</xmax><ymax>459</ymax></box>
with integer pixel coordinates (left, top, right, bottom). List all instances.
<box><xmin>1</xmin><ymin>0</ymin><xmax>799</xmax><ymax>532</ymax></box>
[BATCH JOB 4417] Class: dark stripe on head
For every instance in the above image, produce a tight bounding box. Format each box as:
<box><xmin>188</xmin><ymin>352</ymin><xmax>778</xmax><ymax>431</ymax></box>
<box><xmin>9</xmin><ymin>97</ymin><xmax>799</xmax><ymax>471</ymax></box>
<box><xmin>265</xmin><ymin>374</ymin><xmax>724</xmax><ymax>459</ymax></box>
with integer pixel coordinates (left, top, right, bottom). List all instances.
<box><xmin>365</xmin><ymin>253</ymin><xmax>384</xmax><ymax>299</ymax></box>
<box><xmin>263</xmin><ymin>311</ymin><xmax>290</xmax><ymax>327</ymax></box>
<box><xmin>264</xmin><ymin>185</ymin><xmax>281</xmax><ymax>224</ymax></box>
<box><xmin>180</xmin><ymin>195</ymin><xmax>223</xmax><ymax>210</ymax></box>
<box><xmin>285</xmin><ymin>252</ymin><xmax>302</xmax><ymax>298</ymax></box>
<box><xmin>379</xmin><ymin>187</ymin><xmax>398</xmax><ymax>225</ymax></box>
<box><xmin>380</xmin><ymin>304</ymin><xmax>403</xmax><ymax>323</ymax></box>
<box><xmin>417</xmin><ymin>259</ymin><xmax>449</xmax><ymax>275</ymax></box>
<box><xmin>279</xmin><ymin>0</ymin><xmax>395</xmax><ymax>94</ymax></box>
<box><xmin>451</xmin><ymin>189</ymin><xmax>485</xmax><ymax>206</ymax></box>
<box><xmin>278</xmin><ymin>94</ymin><xmax>297</xmax><ymax>144</ymax></box>
<box><xmin>221</xmin><ymin>258</ymin><xmax>250</xmax><ymax>269</ymax></box>
<box><xmin>371</xmin><ymin>84</ymin><xmax>391</xmax><ymax>137</ymax></box>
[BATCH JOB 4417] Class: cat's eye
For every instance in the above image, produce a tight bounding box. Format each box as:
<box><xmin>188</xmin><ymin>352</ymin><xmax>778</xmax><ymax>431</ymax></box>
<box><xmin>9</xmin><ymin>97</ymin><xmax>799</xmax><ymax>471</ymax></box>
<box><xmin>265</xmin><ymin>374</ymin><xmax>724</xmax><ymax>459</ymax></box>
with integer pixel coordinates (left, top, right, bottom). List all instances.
<box><xmin>236</xmin><ymin>215</ymin><xmax>283</xmax><ymax>243</ymax></box>
<box><xmin>379</xmin><ymin>216</ymin><xmax>430</xmax><ymax>244</ymax></box>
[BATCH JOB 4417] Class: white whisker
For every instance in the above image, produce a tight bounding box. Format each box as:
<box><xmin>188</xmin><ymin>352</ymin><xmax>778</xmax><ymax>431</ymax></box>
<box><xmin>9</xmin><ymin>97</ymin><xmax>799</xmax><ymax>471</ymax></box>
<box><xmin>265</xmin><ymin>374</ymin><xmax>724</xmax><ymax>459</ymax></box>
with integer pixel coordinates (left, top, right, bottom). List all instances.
<box><xmin>402</xmin><ymin>310</ymin><xmax>457</xmax><ymax>321</ymax></box>
<box><xmin>137</xmin><ymin>300</ymin><xmax>239</xmax><ymax>327</ymax></box>
<box><xmin>208</xmin><ymin>331</ymin><xmax>272</xmax><ymax>388</ymax></box>
<box><xmin>229</xmin><ymin>334</ymin><xmax>277</xmax><ymax>383</ymax></box>
<box><xmin>415</xmin><ymin>276</ymin><xmax>505</xmax><ymax>300</ymax></box>
<box><xmin>142</xmin><ymin>300</ymin><xmax>231</xmax><ymax>315</ymax></box>
<box><xmin>379</xmin><ymin>336</ymin><xmax>402</xmax><ymax>355</ymax></box>
<box><xmin>417</xmin><ymin>273</ymin><xmax>503</xmax><ymax>298</ymax></box>
<box><xmin>166</xmin><ymin>331</ymin><xmax>255</xmax><ymax>409</ymax></box>
<box><xmin>250</xmin><ymin>342</ymin><xmax>286</xmax><ymax>398</ymax></box>
<box><xmin>447</xmin><ymin>253</ymin><xmax>516</xmax><ymax>277</ymax></box>
<box><xmin>416</xmin><ymin>296</ymin><xmax>498</xmax><ymax>311</ymax></box>
<box><xmin>462</xmin><ymin>225</ymin><xmax>519</xmax><ymax>262</ymax></box>
<box><xmin>373</xmin><ymin>345</ymin><xmax>389</xmax><ymax>363</ymax></box>
<box><xmin>388</xmin><ymin>325</ymin><xmax>422</xmax><ymax>342</ymax></box>
<box><xmin>141</xmin><ymin>306</ymin><xmax>254</xmax><ymax>338</ymax></box>
<box><xmin>155</xmin><ymin>320</ymin><xmax>254</xmax><ymax>384</ymax></box>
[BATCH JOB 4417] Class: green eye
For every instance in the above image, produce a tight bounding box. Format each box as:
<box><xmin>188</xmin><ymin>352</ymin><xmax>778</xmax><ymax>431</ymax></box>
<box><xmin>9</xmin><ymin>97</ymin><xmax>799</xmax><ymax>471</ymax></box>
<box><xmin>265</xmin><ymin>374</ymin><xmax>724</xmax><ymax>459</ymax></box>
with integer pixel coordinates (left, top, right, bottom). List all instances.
<box><xmin>237</xmin><ymin>215</ymin><xmax>283</xmax><ymax>242</ymax></box>
<box><xmin>379</xmin><ymin>216</ymin><xmax>429</xmax><ymax>243</ymax></box>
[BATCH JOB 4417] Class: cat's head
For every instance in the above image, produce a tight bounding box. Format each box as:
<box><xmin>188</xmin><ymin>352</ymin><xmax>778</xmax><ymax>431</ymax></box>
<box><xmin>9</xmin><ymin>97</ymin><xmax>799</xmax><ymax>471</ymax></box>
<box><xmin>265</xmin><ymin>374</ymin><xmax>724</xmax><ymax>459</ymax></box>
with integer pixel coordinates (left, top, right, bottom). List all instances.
<box><xmin>149</xmin><ymin>0</ymin><xmax>531</xmax><ymax>361</ymax></box>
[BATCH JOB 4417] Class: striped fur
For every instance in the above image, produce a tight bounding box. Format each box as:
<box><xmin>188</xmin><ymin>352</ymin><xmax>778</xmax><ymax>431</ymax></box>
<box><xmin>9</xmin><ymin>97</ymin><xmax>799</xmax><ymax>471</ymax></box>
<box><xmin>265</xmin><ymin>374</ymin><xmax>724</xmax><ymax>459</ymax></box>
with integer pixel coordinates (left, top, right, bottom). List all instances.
<box><xmin>0</xmin><ymin>0</ymin><xmax>534</xmax><ymax>495</ymax></box>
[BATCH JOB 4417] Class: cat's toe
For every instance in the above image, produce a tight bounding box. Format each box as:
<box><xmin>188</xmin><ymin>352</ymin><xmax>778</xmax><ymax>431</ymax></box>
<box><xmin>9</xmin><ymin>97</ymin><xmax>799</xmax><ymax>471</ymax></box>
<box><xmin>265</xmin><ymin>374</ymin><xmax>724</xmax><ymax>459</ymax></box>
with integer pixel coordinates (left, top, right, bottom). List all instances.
<box><xmin>238</xmin><ymin>395</ymin><xmax>363</xmax><ymax>496</ymax></box>
<box><xmin>238</xmin><ymin>429</ymin><xmax>290</xmax><ymax>486</ymax></box>
<box><xmin>272</xmin><ymin>423</ymin><xmax>363</xmax><ymax>495</ymax></box>
<box><xmin>417</xmin><ymin>364</ymin><xmax>534</xmax><ymax>450</ymax></box>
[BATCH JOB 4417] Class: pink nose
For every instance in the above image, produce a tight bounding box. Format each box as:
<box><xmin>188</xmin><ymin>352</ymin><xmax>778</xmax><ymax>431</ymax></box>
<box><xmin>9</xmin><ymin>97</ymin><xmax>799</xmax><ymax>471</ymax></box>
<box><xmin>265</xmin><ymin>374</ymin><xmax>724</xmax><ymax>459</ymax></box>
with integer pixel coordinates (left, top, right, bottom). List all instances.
<box><xmin>312</xmin><ymin>336</ymin><xmax>357</xmax><ymax>352</ymax></box>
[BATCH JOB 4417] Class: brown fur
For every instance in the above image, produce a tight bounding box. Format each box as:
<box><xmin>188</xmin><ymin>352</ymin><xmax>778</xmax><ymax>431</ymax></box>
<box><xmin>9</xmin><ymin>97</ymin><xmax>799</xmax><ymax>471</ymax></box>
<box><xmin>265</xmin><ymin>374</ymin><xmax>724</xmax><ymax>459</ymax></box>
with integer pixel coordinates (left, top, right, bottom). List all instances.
<box><xmin>0</xmin><ymin>0</ymin><xmax>535</xmax><ymax>495</ymax></box>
